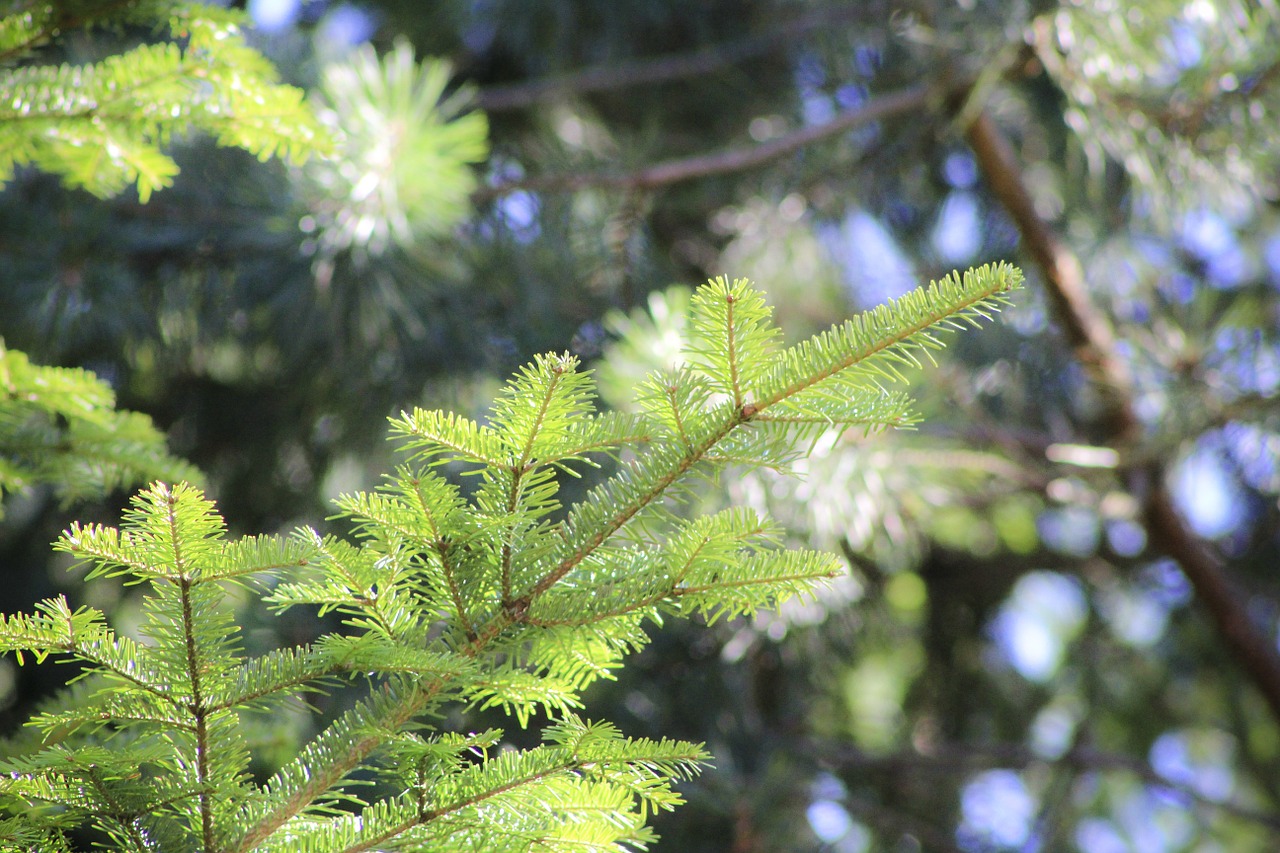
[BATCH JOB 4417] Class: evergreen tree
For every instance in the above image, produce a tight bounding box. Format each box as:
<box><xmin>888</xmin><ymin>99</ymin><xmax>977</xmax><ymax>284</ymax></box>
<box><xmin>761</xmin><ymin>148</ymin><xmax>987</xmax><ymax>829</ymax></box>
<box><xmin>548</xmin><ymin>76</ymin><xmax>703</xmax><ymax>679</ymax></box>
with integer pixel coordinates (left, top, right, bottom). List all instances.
<box><xmin>3</xmin><ymin>0</ymin><xmax>1280</xmax><ymax>849</ymax></box>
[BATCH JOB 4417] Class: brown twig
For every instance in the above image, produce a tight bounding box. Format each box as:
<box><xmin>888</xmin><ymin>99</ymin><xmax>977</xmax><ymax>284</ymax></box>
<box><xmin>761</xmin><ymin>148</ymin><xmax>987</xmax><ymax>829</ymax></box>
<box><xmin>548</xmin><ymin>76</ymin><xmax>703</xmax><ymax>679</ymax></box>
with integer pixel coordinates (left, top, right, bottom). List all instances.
<box><xmin>963</xmin><ymin>108</ymin><xmax>1280</xmax><ymax>725</ymax></box>
<box><xmin>475</xmin><ymin>82</ymin><xmax>937</xmax><ymax>200</ymax></box>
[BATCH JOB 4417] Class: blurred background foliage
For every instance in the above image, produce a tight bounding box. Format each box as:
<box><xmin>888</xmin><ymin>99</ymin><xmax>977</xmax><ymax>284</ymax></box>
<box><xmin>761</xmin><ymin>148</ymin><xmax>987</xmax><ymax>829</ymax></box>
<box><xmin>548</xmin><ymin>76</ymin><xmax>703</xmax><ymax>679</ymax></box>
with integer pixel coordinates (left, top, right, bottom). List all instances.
<box><xmin>3</xmin><ymin>0</ymin><xmax>1280</xmax><ymax>850</ymax></box>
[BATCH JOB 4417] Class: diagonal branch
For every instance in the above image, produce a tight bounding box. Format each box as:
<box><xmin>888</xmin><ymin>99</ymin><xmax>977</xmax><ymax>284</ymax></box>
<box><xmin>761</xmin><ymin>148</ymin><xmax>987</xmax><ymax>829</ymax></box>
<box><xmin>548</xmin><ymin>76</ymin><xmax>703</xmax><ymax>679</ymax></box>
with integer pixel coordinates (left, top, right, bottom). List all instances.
<box><xmin>963</xmin><ymin>108</ymin><xmax>1280</xmax><ymax>725</ymax></box>
<box><xmin>475</xmin><ymin>82</ymin><xmax>938</xmax><ymax>200</ymax></box>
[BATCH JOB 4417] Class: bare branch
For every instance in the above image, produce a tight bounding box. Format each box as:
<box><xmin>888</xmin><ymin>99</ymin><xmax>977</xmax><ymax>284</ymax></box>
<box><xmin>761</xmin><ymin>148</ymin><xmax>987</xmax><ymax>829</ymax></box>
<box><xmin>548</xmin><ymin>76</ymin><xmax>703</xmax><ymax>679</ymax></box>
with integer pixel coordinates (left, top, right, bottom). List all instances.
<box><xmin>476</xmin><ymin>83</ymin><xmax>936</xmax><ymax>200</ymax></box>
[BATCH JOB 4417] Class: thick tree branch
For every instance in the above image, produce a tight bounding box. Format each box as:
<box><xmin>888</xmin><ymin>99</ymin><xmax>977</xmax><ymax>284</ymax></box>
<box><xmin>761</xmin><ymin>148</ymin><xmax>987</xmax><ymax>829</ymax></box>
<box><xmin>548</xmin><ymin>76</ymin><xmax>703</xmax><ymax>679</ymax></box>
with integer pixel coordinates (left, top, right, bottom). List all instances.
<box><xmin>475</xmin><ymin>7</ymin><xmax>864</xmax><ymax>112</ymax></box>
<box><xmin>964</xmin><ymin>109</ymin><xmax>1280</xmax><ymax>725</ymax></box>
<box><xmin>476</xmin><ymin>82</ymin><xmax>936</xmax><ymax>200</ymax></box>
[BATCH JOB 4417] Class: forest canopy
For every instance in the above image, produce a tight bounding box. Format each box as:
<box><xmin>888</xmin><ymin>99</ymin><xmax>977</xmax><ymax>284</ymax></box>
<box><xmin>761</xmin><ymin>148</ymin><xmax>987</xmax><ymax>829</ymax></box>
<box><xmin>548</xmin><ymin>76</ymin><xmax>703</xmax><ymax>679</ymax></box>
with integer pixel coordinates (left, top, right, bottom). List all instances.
<box><xmin>1</xmin><ymin>1</ymin><xmax>1279</xmax><ymax>851</ymax></box>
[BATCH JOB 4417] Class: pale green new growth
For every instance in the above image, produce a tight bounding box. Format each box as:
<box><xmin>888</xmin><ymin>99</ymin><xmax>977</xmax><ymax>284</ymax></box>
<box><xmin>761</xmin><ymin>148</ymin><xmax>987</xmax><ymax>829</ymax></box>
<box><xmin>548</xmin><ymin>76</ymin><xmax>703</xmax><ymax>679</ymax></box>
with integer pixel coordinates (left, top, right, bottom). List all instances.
<box><xmin>0</xmin><ymin>264</ymin><xmax>1021</xmax><ymax>851</ymax></box>
<box><xmin>306</xmin><ymin>38</ymin><xmax>491</xmax><ymax>257</ymax></box>
<box><xmin>0</xmin><ymin>2</ymin><xmax>331</xmax><ymax>201</ymax></box>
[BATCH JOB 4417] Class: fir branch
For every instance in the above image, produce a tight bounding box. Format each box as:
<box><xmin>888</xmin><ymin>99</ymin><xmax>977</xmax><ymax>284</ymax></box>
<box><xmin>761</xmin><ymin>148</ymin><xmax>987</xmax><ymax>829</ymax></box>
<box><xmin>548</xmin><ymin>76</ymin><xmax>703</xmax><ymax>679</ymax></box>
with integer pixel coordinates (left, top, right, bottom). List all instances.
<box><xmin>391</xmin><ymin>408</ymin><xmax>507</xmax><ymax>469</ymax></box>
<box><xmin>636</xmin><ymin>368</ymin><xmax>714</xmax><ymax>452</ymax></box>
<box><xmin>539</xmin><ymin>411</ymin><xmax>744</xmax><ymax>598</ymax></box>
<box><xmin>0</xmin><ymin>266</ymin><xmax>1019</xmax><ymax>850</ymax></box>
<box><xmin>299</xmin><ymin>718</ymin><xmax>707</xmax><ymax>853</ymax></box>
<box><xmin>0</xmin><ymin>1</ymin><xmax>330</xmax><ymax>200</ymax></box>
<box><xmin>754</xmin><ymin>263</ymin><xmax>1023</xmax><ymax>409</ymax></box>
<box><xmin>0</xmin><ymin>597</ymin><xmax>175</xmax><ymax>702</ymax></box>
<box><xmin>543</xmin><ymin>265</ymin><xmax>1021</xmax><ymax>601</ymax></box>
<box><xmin>686</xmin><ymin>276</ymin><xmax>783</xmax><ymax>409</ymax></box>
<box><xmin>228</xmin><ymin>680</ymin><xmax>443</xmax><ymax>853</ymax></box>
